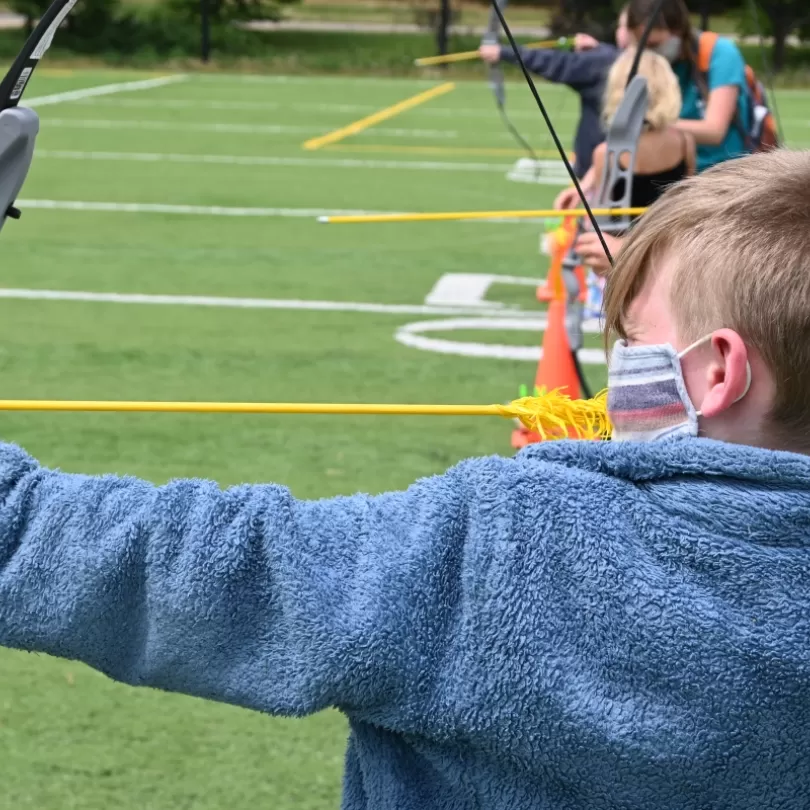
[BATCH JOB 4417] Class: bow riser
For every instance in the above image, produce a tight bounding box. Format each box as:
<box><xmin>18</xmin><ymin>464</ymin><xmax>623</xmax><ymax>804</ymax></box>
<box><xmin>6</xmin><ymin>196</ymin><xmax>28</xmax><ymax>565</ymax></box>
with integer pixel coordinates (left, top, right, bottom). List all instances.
<box><xmin>0</xmin><ymin>107</ymin><xmax>39</xmax><ymax>233</ymax></box>
<box><xmin>0</xmin><ymin>0</ymin><xmax>79</xmax><ymax>232</ymax></box>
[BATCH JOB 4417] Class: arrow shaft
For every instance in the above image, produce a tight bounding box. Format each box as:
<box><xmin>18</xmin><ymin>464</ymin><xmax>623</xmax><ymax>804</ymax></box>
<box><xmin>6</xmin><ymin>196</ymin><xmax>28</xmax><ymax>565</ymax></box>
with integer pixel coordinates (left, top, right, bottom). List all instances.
<box><xmin>0</xmin><ymin>400</ymin><xmax>505</xmax><ymax>417</ymax></box>
<box><xmin>319</xmin><ymin>207</ymin><xmax>646</xmax><ymax>224</ymax></box>
<box><xmin>414</xmin><ymin>38</ymin><xmax>568</xmax><ymax>67</ymax></box>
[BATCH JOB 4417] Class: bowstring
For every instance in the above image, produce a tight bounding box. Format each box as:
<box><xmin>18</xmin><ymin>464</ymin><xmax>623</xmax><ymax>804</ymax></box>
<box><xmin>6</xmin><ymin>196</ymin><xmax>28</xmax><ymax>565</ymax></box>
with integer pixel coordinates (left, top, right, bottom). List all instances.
<box><xmin>490</xmin><ymin>0</ymin><xmax>614</xmax><ymax>267</ymax></box>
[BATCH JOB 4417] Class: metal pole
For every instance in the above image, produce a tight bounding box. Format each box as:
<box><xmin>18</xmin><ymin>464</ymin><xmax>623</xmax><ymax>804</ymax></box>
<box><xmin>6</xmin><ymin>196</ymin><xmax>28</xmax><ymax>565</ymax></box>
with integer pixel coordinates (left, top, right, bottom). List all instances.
<box><xmin>200</xmin><ymin>0</ymin><xmax>211</xmax><ymax>63</ymax></box>
<box><xmin>700</xmin><ymin>0</ymin><xmax>710</xmax><ymax>31</ymax></box>
<box><xmin>437</xmin><ymin>0</ymin><xmax>450</xmax><ymax>61</ymax></box>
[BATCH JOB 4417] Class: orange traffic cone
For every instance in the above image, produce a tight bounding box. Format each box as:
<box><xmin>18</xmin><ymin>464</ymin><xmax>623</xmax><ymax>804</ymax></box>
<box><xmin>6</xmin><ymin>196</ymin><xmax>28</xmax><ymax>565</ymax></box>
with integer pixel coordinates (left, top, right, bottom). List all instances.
<box><xmin>534</xmin><ymin>298</ymin><xmax>581</xmax><ymax>398</ymax></box>
<box><xmin>536</xmin><ymin>218</ymin><xmax>586</xmax><ymax>303</ymax></box>
<box><xmin>512</xmin><ymin>253</ymin><xmax>582</xmax><ymax>449</ymax></box>
<box><xmin>536</xmin><ymin>249</ymin><xmax>563</xmax><ymax>303</ymax></box>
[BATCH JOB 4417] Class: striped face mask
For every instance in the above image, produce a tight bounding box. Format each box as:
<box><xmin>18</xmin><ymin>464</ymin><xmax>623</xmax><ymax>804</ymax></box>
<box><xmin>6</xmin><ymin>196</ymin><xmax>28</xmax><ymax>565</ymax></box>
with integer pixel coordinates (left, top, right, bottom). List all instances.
<box><xmin>607</xmin><ymin>336</ymin><xmax>751</xmax><ymax>442</ymax></box>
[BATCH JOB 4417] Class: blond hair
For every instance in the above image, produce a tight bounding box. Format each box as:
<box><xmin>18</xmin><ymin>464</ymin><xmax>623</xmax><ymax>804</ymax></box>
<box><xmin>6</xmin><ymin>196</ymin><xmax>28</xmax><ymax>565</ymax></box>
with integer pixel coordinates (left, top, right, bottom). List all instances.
<box><xmin>603</xmin><ymin>149</ymin><xmax>810</xmax><ymax>438</ymax></box>
<box><xmin>602</xmin><ymin>48</ymin><xmax>681</xmax><ymax>130</ymax></box>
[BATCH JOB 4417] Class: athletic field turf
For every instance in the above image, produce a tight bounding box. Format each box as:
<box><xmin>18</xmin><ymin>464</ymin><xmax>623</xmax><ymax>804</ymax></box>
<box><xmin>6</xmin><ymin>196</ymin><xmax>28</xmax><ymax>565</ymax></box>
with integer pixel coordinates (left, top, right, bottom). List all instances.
<box><xmin>2</xmin><ymin>68</ymin><xmax>809</xmax><ymax>809</ymax></box>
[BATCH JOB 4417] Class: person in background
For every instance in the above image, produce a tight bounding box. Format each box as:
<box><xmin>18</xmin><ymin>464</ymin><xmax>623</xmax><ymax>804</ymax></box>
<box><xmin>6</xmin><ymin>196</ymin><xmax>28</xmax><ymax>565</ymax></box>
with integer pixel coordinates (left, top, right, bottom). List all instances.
<box><xmin>627</xmin><ymin>0</ymin><xmax>748</xmax><ymax>172</ymax></box>
<box><xmin>478</xmin><ymin>7</ymin><xmax>629</xmax><ymax>178</ymax></box>
<box><xmin>556</xmin><ymin>48</ymin><xmax>696</xmax><ymax>273</ymax></box>
<box><xmin>561</xmin><ymin>0</ymin><xmax>748</xmax><ymax>273</ymax></box>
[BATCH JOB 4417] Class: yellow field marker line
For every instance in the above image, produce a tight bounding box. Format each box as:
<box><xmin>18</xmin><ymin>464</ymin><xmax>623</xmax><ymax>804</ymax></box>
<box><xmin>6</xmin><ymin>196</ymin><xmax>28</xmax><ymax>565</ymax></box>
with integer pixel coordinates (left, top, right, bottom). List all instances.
<box><xmin>318</xmin><ymin>207</ymin><xmax>647</xmax><ymax>224</ymax></box>
<box><xmin>323</xmin><ymin>143</ymin><xmax>572</xmax><ymax>159</ymax></box>
<box><xmin>414</xmin><ymin>38</ymin><xmax>570</xmax><ymax>67</ymax></box>
<box><xmin>302</xmin><ymin>82</ymin><xmax>456</xmax><ymax>151</ymax></box>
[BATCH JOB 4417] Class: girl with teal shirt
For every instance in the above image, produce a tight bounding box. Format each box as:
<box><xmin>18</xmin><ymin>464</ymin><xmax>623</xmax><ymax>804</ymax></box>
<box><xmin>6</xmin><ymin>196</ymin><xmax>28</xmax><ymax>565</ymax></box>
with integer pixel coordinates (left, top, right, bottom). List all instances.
<box><xmin>571</xmin><ymin>0</ymin><xmax>752</xmax><ymax>272</ymax></box>
<box><xmin>627</xmin><ymin>0</ymin><xmax>749</xmax><ymax>172</ymax></box>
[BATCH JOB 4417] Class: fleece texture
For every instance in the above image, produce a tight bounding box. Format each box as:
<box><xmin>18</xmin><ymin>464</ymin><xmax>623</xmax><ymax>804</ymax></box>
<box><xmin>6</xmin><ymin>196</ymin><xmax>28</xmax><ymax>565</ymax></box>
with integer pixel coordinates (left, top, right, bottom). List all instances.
<box><xmin>1</xmin><ymin>437</ymin><xmax>810</xmax><ymax>809</ymax></box>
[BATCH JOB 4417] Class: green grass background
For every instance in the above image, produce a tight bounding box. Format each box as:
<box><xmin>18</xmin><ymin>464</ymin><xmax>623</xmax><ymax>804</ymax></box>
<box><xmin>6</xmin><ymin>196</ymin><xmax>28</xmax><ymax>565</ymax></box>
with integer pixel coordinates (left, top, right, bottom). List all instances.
<box><xmin>1</xmin><ymin>68</ymin><xmax>809</xmax><ymax>809</ymax></box>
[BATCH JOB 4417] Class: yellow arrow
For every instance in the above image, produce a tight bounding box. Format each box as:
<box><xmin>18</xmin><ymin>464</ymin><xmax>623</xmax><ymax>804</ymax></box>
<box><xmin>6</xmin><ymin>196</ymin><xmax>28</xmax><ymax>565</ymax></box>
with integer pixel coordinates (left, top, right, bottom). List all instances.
<box><xmin>318</xmin><ymin>207</ymin><xmax>647</xmax><ymax>224</ymax></box>
<box><xmin>0</xmin><ymin>390</ymin><xmax>611</xmax><ymax>441</ymax></box>
<box><xmin>0</xmin><ymin>400</ymin><xmax>500</xmax><ymax>416</ymax></box>
<box><xmin>414</xmin><ymin>37</ymin><xmax>571</xmax><ymax>67</ymax></box>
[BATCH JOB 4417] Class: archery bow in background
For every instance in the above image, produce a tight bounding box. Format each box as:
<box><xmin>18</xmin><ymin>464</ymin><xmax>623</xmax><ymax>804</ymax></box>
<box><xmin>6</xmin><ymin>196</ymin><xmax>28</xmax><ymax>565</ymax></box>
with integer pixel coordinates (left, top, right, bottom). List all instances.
<box><xmin>414</xmin><ymin>5</ymin><xmax>573</xmax><ymax>185</ymax></box>
<box><xmin>482</xmin><ymin>0</ymin><xmax>539</xmax><ymax>164</ymax></box>
<box><xmin>485</xmin><ymin>0</ymin><xmax>624</xmax><ymax>399</ymax></box>
<box><xmin>482</xmin><ymin>0</ymin><xmax>577</xmax><ymax>185</ymax></box>
<box><xmin>487</xmin><ymin>0</ymin><xmax>668</xmax><ymax>398</ymax></box>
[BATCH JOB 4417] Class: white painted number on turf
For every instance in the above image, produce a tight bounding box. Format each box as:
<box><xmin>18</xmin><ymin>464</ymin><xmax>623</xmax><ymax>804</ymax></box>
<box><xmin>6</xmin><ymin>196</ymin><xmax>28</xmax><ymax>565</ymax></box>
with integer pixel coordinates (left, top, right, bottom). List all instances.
<box><xmin>31</xmin><ymin>0</ymin><xmax>79</xmax><ymax>60</ymax></box>
<box><xmin>10</xmin><ymin>68</ymin><xmax>32</xmax><ymax>100</ymax></box>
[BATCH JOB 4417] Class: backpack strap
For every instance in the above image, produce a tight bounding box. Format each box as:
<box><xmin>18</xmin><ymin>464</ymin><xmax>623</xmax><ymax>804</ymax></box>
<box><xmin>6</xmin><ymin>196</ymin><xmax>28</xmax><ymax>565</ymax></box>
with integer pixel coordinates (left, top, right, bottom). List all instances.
<box><xmin>697</xmin><ymin>31</ymin><xmax>718</xmax><ymax>75</ymax></box>
<box><xmin>695</xmin><ymin>30</ymin><xmax>753</xmax><ymax>151</ymax></box>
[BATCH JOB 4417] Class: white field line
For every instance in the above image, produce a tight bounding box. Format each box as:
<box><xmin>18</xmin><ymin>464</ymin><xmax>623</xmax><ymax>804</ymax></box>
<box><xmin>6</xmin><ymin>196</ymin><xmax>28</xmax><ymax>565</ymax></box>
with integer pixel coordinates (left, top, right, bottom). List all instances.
<box><xmin>0</xmin><ymin>288</ymin><xmax>605</xmax><ymax>364</ymax></box>
<box><xmin>0</xmin><ymin>287</ymin><xmax>544</xmax><ymax>318</ymax></box>
<box><xmin>395</xmin><ymin>316</ymin><xmax>603</xmax><ymax>363</ymax></box>
<box><xmin>195</xmin><ymin>74</ymin><xmax>443</xmax><ymax>85</ymax></box>
<box><xmin>70</xmin><ymin>96</ymin><xmax>580</xmax><ymax>121</ymax></box>
<box><xmin>426</xmin><ymin>273</ymin><xmax>544</xmax><ymax>308</ymax></box>
<box><xmin>16</xmin><ymin>199</ymin><xmax>393</xmax><ymax>218</ymax></box>
<box><xmin>15</xmin><ymin>199</ymin><xmax>550</xmax><ymax>223</ymax></box>
<box><xmin>40</xmin><ymin>117</ymin><xmax>458</xmax><ymax>139</ymax></box>
<box><xmin>191</xmin><ymin>74</ymin><xmax>574</xmax><ymax>92</ymax></box>
<box><xmin>26</xmin><ymin>75</ymin><xmax>188</xmax><ymax>108</ymax></box>
<box><xmin>35</xmin><ymin>149</ymin><xmax>512</xmax><ymax>174</ymax></box>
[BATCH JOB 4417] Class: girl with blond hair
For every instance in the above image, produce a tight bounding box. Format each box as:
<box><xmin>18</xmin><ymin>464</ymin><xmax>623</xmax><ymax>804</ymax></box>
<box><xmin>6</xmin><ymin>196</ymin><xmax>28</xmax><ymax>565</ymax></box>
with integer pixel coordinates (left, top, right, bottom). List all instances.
<box><xmin>557</xmin><ymin>47</ymin><xmax>695</xmax><ymax>213</ymax></box>
<box><xmin>556</xmin><ymin>47</ymin><xmax>696</xmax><ymax>270</ymax></box>
<box><xmin>478</xmin><ymin>6</ymin><xmax>629</xmax><ymax>179</ymax></box>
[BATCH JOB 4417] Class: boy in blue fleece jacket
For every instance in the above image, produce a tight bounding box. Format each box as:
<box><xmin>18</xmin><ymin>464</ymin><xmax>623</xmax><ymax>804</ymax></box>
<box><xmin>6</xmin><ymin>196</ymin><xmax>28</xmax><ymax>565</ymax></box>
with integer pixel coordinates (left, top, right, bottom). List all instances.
<box><xmin>2</xmin><ymin>150</ymin><xmax>810</xmax><ymax>808</ymax></box>
<box><xmin>479</xmin><ymin>10</ymin><xmax>628</xmax><ymax>177</ymax></box>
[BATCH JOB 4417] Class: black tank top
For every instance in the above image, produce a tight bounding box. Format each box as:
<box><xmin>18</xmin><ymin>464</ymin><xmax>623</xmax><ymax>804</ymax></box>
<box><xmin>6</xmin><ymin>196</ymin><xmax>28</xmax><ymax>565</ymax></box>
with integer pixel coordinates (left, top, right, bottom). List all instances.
<box><xmin>609</xmin><ymin>131</ymin><xmax>690</xmax><ymax>209</ymax></box>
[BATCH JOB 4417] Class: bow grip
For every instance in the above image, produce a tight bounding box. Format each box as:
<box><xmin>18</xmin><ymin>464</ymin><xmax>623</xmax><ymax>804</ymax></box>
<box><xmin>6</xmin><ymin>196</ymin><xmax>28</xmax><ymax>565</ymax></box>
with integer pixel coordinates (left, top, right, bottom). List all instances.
<box><xmin>0</xmin><ymin>106</ymin><xmax>38</xmax><ymax>234</ymax></box>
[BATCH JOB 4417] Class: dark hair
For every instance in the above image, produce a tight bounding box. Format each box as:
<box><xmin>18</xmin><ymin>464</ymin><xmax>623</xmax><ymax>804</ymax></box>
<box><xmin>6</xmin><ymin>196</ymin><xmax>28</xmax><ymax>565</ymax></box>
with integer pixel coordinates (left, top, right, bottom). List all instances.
<box><xmin>626</xmin><ymin>0</ymin><xmax>695</xmax><ymax>63</ymax></box>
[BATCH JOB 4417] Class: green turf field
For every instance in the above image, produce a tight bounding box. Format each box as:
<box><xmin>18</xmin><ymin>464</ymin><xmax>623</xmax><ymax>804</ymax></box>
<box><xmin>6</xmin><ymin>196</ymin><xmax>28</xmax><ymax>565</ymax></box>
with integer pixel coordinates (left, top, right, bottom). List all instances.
<box><xmin>1</xmin><ymin>68</ymin><xmax>809</xmax><ymax>809</ymax></box>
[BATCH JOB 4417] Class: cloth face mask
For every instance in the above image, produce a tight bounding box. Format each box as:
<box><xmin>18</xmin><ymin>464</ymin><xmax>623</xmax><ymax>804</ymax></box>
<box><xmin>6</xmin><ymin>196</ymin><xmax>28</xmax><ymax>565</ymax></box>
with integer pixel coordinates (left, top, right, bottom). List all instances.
<box><xmin>607</xmin><ymin>335</ymin><xmax>751</xmax><ymax>442</ymax></box>
<box><xmin>652</xmin><ymin>36</ymin><xmax>682</xmax><ymax>63</ymax></box>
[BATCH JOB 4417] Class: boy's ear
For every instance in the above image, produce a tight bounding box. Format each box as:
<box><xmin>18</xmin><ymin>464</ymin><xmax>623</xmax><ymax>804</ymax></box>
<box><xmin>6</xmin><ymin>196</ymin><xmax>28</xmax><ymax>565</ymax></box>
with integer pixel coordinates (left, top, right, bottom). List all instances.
<box><xmin>698</xmin><ymin>329</ymin><xmax>749</xmax><ymax>418</ymax></box>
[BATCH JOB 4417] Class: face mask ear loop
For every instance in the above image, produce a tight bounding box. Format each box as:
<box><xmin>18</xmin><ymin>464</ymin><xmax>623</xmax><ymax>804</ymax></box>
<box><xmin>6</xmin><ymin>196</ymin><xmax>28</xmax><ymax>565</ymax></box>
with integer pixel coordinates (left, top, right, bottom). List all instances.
<box><xmin>738</xmin><ymin>361</ymin><xmax>752</xmax><ymax>402</ymax></box>
<box><xmin>679</xmin><ymin>336</ymin><xmax>753</xmax><ymax>416</ymax></box>
<box><xmin>676</xmin><ymin>334</ymin><xmax>712</xmax><ymax>359</ymax></box>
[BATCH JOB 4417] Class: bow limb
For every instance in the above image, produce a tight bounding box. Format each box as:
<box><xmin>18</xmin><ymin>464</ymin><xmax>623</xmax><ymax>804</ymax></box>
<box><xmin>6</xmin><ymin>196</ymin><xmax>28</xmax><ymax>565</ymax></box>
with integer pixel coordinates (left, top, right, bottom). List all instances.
<box><xmin>489</xmin><ymin>0</ymin><xmax>611</xmax><ymax>266</ymax></box>
<box><xmin>488</xmin><ymin>0</ymin><xmax>618</xmax><ymax>399</ymax></box>
<box><xmin>483</xmin><ymin>0</ymin><xmax>538</xmax><ymax>161</ymax></box>
<box><xmin>0</xmin><ymin>0</ymin><xmax>79</xmax><ymax>108</ymax></box>
<box><xmin>0</xmin><ymin>0</ymin><xmax>79</xmax><ymax>235</ymax></box>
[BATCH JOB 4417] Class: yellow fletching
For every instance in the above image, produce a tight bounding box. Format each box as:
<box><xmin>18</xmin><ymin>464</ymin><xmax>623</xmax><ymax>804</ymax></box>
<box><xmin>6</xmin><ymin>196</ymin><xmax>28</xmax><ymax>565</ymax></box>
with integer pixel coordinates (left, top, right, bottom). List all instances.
<box><xmin>498</xmin><ymin>389</ymin><xmax>611</xmax><ymax>441</ymax></box>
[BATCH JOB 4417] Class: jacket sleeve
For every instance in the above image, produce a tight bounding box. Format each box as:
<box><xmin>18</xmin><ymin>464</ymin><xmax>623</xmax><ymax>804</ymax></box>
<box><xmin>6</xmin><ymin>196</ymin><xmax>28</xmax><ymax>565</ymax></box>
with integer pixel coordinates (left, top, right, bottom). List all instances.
<box><xmin>0</xmin><ymin>442</ymin><xmax>486</xmax><ymax>719</ymax></box>
<box><xmin>500</xmin><ymin>43</ymin><xmax>617</xmax><ymax>91</ymax></box>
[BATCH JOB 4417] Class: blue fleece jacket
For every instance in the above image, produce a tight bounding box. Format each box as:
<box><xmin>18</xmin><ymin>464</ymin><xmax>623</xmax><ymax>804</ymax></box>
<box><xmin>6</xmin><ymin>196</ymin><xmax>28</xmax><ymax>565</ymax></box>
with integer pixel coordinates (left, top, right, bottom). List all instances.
<box><xmin>2</xmin><ymin>436</ymin><xmax>810</xmax><ymax>808</ymax></box>
<box><xmin>500</xmin><ymin>43</ymin><xmax>618</xmax><ymax>178</ymax></box>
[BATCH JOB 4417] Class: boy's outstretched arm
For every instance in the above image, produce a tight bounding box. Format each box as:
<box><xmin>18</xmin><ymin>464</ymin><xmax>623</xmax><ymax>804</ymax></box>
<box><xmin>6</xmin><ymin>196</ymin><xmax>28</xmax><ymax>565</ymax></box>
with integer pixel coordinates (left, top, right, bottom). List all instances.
<box><xmin>0</xmin><ymin>441</ymin><xmax>482</xmax><ymax>720</ymax></box>
<box><xmin>500</xmin><ymin>44</ymin><xmax>618</xmax><ymax>91</ymax></box>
